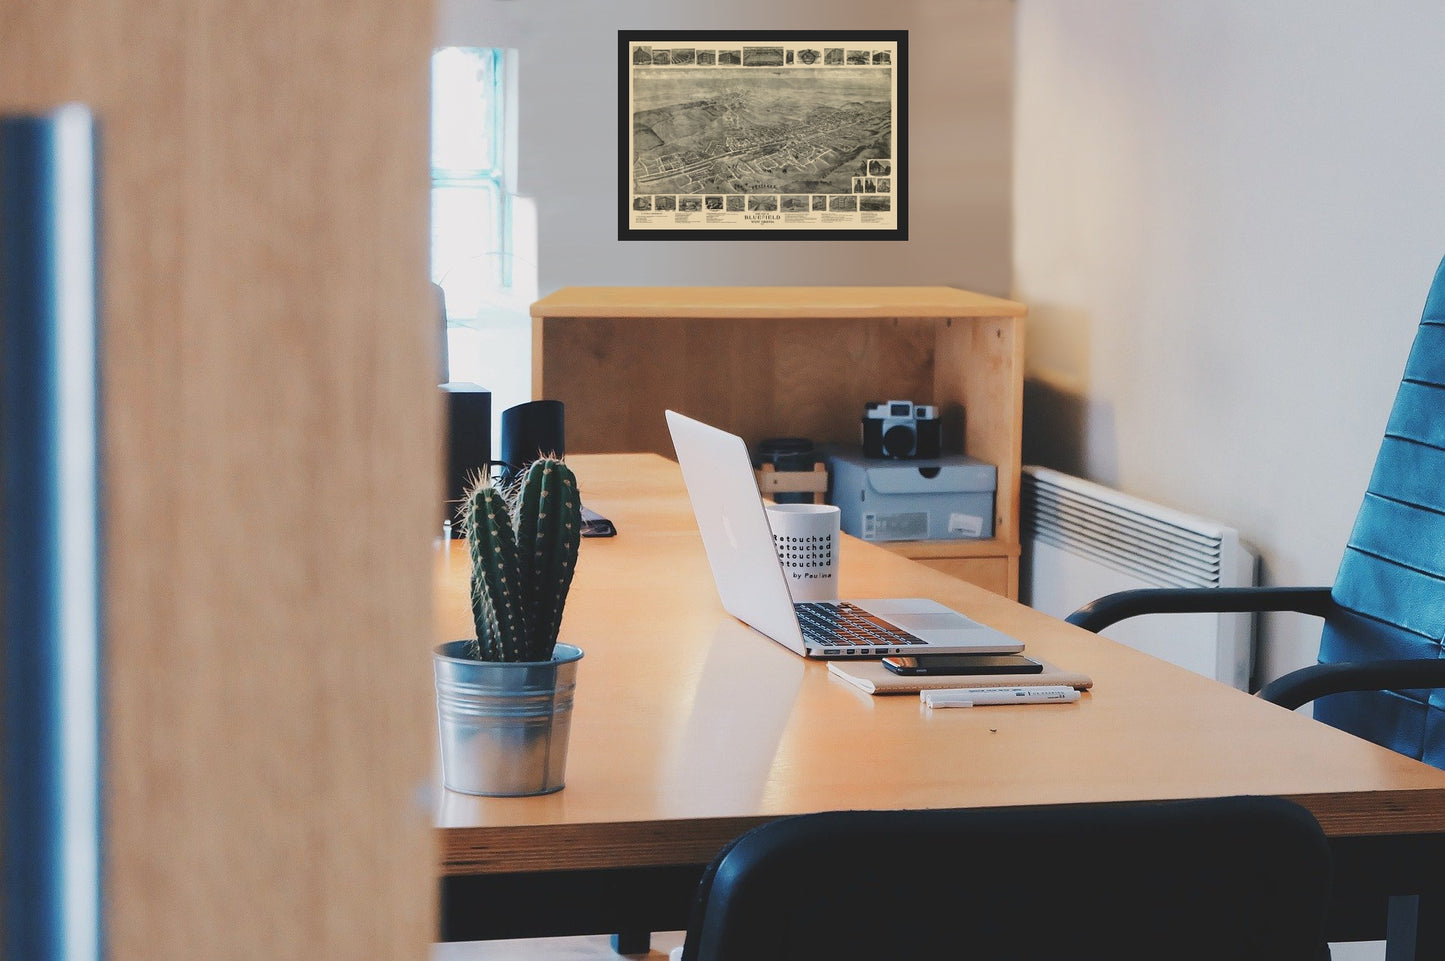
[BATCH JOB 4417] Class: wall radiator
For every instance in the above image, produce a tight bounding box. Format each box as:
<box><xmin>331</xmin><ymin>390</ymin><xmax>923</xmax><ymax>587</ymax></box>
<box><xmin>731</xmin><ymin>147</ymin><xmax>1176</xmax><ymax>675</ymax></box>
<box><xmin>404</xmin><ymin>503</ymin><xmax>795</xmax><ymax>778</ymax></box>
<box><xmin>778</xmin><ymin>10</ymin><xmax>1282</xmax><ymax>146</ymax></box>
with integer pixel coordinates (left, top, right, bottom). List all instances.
<box><xmin>1021</xmin><ymin>466</ymin><xmax>1258</xmax><ymax>690</ymax></box>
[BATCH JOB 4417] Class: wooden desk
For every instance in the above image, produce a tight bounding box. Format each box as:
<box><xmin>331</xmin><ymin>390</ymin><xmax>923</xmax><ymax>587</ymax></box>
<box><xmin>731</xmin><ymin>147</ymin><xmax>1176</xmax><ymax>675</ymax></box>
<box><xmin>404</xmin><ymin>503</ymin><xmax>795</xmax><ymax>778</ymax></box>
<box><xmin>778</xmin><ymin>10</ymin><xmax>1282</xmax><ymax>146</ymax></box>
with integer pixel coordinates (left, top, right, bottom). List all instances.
<box><xmin>435</xmin><ymin>454</ymin><xmax>1445</xmax><ymax>952</ymax></box>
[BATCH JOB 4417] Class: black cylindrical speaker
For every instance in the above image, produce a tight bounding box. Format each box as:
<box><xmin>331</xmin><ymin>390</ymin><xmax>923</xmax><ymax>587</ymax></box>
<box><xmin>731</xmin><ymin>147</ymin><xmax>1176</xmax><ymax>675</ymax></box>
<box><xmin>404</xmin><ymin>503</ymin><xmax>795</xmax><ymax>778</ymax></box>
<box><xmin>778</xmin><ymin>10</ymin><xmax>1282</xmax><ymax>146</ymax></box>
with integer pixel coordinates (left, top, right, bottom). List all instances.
<box><xmin>442</xmin><ymin>382</ymin><xmax>491</xmax><ymax>534</ymax></box>
<box><xmin>500</xmin><ymin>399</ymin><xmax>565</xmax><ymax>483</ymax></box>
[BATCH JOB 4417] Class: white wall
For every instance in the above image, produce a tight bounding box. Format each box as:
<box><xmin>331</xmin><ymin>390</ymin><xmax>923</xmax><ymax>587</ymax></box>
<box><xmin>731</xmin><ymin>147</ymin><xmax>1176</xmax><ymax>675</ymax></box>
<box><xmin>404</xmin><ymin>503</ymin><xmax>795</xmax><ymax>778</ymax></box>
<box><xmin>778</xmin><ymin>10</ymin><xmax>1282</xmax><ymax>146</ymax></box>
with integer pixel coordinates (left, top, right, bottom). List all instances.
<box><xmin>1014</xmin><ymin>1</ymin><xmax>1445</xmax><ymax>685</ymax></box>
<box><xmin>437</xmin><ymin>0</ymin><xmax>1445</xmax><ymax>691</ymax></box>
<box><xmin>437</xmin><ymin>0</ymin><xmax>1015</xmax><ymax>296</ymax></box>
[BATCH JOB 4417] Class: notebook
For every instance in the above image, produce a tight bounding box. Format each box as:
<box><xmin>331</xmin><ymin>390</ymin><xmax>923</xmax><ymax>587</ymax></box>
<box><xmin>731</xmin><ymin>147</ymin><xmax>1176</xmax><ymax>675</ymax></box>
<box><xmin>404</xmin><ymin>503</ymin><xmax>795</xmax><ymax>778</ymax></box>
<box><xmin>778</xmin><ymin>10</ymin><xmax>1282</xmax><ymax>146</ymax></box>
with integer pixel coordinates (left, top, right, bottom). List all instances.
<box><xmin>665</xmin><ymin>410</ymin><xmax>1025</xmax><ymax>659</ymax></box>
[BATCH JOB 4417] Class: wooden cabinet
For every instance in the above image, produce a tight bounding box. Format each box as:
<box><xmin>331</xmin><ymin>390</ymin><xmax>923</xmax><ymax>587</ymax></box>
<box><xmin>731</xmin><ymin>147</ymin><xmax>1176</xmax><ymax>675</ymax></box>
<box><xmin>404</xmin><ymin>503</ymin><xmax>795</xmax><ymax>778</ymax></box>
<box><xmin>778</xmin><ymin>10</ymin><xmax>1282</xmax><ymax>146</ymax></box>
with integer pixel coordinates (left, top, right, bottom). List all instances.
<box><xmin>530</xmin><ymin>286</ymin><xmax>1025</xmax><ymax>597</ymax></box>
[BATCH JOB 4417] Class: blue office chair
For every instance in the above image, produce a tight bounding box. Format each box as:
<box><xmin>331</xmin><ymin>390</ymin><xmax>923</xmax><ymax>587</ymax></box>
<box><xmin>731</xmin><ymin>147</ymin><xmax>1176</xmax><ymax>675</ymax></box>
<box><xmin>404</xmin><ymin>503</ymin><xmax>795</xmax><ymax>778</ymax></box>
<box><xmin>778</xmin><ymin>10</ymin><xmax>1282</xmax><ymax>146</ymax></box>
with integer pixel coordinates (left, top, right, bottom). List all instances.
<box><xmin>679</xmin><ymin>797</ymin><xmax>1332</xmax><ymax>961</ymax></box>
<box><xmin>1068</xmin><ymin>255</ymin><xmax>1445</xmax><ymax>771</ymax></box>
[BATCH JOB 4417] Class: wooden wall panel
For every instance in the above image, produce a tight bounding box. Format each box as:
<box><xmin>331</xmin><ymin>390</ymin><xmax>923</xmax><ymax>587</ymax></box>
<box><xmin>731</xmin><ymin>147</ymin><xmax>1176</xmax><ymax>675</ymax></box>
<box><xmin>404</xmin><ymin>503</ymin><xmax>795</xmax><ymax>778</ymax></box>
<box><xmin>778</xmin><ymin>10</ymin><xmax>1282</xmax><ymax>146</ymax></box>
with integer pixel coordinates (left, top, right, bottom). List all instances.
<box><xmin>2</xmin><ymin>2</ymin><xmax>438</xmax><ymax>958</ymax></box>
<box><xmin>541</xmin><ymin>316</ymin><xmax>939</xmax><ymax>457</ymax></box>
<box><xmin>935</xmin><ymin>315</ymin><xmax>1025</xmax><ymax>543</ymax></box>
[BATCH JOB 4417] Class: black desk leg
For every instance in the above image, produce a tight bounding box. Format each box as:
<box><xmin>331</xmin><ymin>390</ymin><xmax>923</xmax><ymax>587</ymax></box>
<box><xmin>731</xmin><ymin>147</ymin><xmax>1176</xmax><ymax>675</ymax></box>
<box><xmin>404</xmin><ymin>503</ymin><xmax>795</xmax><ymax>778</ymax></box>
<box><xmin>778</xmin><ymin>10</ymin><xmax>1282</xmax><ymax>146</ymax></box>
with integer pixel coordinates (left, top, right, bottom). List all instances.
<box><xmin>611</xmin><ymin>931</ymin><xmax>652</xmax><ymax>954</ymax></box>
<box><xmin>1387</xmin><ymin>893</ymin><xmax>1445</xmax><ymax>961</ymax></box>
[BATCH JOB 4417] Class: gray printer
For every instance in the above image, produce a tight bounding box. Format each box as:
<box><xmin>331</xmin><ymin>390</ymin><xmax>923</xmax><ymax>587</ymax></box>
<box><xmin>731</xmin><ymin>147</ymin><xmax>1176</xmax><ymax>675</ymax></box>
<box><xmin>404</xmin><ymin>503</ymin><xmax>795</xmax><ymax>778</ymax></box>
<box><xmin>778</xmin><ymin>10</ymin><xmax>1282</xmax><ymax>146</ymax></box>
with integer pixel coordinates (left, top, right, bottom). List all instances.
<box><xmin>827</xmin><ymin>448</ymin><xmax>996</xmax><ymax>542</ymax></box>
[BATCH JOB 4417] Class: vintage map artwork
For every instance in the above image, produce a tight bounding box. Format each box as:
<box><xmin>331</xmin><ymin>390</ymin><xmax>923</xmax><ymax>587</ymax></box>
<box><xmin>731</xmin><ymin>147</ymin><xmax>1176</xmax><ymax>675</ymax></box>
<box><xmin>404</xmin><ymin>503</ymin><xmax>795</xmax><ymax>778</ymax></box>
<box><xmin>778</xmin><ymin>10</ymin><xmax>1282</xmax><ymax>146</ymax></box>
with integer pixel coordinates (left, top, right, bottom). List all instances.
<box><xmin>619</xmin><ymin>31</ymin><xmax>907</xmax><ymax>240</ymax></box>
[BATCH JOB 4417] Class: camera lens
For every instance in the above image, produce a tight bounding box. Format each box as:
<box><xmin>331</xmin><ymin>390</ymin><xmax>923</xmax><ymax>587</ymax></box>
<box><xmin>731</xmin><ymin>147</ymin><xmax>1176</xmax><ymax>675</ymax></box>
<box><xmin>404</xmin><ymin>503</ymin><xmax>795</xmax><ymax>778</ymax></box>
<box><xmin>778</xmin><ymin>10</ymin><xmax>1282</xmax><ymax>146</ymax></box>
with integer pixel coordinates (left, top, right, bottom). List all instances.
<box><xmin>882</xmin><ymin>423</ymin><xmax>916</xmax><ymax>458</ymax></box>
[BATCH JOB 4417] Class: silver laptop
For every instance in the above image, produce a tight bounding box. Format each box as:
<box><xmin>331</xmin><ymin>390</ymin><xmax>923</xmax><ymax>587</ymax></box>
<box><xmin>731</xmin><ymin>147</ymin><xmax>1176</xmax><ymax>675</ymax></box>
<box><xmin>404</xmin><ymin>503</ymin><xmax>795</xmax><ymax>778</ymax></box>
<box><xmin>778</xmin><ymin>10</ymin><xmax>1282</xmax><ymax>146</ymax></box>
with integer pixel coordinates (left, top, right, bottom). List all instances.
<box><xmin>665</xmin><ymin>410</ymin><xmax>1025</xmax><ymax>658</ymax></box>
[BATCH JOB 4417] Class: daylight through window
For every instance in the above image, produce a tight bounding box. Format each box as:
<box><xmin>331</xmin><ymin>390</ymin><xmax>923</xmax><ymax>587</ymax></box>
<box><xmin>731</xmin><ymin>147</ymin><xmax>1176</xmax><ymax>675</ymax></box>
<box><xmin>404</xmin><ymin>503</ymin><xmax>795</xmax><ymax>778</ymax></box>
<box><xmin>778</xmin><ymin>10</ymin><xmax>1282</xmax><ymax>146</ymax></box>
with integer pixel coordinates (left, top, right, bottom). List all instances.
<box><xmin>430</xmin><ymin>46</ymin><xmax>535</xmax><ymax>426</ymax></box>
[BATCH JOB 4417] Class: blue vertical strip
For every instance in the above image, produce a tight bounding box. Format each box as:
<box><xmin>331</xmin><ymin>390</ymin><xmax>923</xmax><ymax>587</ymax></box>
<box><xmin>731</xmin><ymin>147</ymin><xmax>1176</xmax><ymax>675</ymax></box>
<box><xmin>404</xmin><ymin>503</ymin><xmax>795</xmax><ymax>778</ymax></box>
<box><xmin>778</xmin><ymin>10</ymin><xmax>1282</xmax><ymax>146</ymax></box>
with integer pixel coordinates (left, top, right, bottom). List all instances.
<box><xmin>0</xmin><ymin>107</ymin><xmax>103</xmax><ymax>961</ymax></box>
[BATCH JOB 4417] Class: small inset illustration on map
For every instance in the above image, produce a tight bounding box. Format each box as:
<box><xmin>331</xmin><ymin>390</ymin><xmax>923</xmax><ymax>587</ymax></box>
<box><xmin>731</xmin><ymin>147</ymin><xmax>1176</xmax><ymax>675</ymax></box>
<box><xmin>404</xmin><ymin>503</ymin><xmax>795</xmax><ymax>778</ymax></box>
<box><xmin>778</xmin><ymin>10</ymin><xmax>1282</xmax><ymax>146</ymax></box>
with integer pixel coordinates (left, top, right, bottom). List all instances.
<box><xmin>621</xmin><ymin>31</ymin><xmax>906</xmax><ymax>239</ymax></box>
<box><xmin>859</xmin><ymin>195</ymin><xmax>890</xmax><ymax>211</ymax></box>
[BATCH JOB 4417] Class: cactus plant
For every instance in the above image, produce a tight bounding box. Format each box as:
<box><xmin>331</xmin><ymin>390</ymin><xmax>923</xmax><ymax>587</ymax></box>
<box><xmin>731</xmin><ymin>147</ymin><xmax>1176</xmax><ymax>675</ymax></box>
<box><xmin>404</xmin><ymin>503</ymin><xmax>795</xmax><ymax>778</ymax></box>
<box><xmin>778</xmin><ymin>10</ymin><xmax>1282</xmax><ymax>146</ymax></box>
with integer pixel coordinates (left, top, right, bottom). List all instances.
<box><xmin>459</xmin><ymin>457</ymin><xmax>582</xmax><ymax>661</ymax></box>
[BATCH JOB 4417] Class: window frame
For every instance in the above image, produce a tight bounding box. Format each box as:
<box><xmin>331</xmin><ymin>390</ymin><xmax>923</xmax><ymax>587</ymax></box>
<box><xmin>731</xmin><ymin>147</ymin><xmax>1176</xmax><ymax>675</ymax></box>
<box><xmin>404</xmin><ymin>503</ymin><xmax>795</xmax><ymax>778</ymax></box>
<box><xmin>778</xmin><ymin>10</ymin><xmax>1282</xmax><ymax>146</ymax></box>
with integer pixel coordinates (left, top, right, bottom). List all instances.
<box><xmin>431</xmin><ymin>46</ymin><xmax>514</xmax><ymax>309</ymax></box>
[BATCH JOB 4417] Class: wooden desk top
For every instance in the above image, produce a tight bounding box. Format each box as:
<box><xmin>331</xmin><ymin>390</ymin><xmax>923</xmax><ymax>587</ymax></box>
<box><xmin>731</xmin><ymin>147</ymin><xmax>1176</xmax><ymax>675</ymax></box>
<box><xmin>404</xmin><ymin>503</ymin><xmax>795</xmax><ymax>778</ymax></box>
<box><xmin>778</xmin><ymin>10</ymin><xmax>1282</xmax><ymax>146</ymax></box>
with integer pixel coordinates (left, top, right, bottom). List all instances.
<box><xmin>434</xmin><ymin>454</ymin><xmax>1445</xmax><ymax>876</ymax></box>
<box><xmin>530</xmin><ymin>285</ymin><xmax>1027</xmax><ymax>319</ymax></box>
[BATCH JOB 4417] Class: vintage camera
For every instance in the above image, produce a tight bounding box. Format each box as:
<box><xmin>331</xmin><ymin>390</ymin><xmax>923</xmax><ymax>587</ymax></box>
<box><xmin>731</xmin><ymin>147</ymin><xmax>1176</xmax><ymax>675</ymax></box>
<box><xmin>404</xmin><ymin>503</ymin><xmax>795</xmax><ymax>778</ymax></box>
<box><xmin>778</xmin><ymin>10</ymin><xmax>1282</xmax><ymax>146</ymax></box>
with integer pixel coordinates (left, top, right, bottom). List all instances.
<box><xmin>861</xmin><ymin>400</ymin><xmax>942</xmax><ymax>459</ymax></box>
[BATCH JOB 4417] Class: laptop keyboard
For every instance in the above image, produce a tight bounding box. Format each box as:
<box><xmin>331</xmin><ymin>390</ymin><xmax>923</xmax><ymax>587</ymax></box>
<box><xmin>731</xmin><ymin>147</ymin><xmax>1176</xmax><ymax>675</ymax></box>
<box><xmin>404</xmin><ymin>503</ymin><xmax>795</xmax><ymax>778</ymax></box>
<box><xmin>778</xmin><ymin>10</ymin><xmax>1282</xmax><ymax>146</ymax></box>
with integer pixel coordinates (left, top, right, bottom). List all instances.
<box><xmin>794</xmin><ymin>602</ymin><xmax>927</xmax><ymax>652</ymax></box>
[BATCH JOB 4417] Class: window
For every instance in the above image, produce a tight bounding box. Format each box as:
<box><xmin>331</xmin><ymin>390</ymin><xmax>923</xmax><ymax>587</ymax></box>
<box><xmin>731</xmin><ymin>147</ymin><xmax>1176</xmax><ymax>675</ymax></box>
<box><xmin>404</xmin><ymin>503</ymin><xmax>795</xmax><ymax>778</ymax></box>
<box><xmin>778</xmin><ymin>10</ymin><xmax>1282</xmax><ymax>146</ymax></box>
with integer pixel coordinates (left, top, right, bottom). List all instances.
<box><xmin>430</xmin><ymin>47</ymin><xmax>535</xmax><ymax>426</ymax></box>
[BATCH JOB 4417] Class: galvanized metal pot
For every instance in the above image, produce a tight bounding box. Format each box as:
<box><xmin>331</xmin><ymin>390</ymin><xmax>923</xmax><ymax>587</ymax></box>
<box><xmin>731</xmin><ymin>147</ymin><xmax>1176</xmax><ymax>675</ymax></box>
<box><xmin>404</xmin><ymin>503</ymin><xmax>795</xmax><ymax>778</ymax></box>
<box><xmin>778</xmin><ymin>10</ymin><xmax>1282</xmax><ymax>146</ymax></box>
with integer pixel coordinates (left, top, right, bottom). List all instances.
<box><xmin>433</xmin><ymin>640</ymin><xmax>583</xmax><ymax>797</ymax></box>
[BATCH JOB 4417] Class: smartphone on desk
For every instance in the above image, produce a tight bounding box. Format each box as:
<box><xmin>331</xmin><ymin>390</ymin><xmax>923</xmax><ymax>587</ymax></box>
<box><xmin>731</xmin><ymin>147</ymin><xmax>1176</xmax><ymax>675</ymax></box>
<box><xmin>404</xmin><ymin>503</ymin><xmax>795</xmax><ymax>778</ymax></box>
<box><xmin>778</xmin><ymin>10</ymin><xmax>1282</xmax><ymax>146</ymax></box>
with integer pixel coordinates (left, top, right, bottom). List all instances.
<box><xmin>580</xmin><ymin>506</ymin><xmax>616</xmax><ymax>537</ymax></box>
<box><xmin>881</xmin><ymin>653</ymin><xmax>1044</xmax><ymax>676</ymax></box>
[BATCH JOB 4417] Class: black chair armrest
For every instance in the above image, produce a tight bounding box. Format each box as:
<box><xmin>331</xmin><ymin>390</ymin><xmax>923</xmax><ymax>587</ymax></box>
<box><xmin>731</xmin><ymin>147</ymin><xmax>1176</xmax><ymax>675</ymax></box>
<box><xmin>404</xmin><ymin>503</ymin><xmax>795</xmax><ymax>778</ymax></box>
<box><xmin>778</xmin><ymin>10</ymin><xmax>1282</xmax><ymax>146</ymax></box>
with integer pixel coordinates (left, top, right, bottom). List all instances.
<box><xmin>1065</xmin><ymin>586</ymin><xmax>1336</xmax><ymax>633</ymax></box>
<box><xmin>1257</xmin><ymin>659</ymin><xmax>1445</xmax><ymax>711</ymax></box>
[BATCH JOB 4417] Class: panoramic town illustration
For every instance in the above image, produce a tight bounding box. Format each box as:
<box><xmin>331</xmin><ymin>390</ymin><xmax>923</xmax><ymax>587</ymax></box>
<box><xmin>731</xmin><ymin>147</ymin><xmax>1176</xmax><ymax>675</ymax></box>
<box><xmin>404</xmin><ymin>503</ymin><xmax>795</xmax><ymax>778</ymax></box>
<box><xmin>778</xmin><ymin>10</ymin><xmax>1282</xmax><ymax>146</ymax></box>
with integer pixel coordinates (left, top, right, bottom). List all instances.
<box><xmin>630</xmin><ymin>69</ymin><xmax>894</xmax><ymax>200</ymax></box>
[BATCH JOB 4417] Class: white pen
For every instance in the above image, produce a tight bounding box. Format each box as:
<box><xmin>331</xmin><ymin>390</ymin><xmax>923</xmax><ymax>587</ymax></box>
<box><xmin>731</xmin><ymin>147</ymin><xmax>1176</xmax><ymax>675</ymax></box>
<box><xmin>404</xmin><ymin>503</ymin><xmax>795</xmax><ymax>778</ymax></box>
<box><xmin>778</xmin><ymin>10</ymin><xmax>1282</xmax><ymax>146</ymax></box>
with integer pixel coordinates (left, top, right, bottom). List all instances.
<box><xmin>921</xmin><ymin>685</ymin><xmax>1080</xmax><ymax>709</ymax></box>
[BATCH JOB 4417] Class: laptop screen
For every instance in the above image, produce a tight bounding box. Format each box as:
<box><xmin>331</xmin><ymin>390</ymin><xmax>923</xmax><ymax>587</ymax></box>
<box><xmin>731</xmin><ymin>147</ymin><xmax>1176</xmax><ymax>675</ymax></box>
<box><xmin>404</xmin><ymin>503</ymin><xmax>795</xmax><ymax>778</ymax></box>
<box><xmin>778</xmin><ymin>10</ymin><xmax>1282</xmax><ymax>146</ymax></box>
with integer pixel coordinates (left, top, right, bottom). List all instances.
<box><xmin>665</xmin><ymin>410</ymin><xmax>809</xmax><ymax>652</ymax></box>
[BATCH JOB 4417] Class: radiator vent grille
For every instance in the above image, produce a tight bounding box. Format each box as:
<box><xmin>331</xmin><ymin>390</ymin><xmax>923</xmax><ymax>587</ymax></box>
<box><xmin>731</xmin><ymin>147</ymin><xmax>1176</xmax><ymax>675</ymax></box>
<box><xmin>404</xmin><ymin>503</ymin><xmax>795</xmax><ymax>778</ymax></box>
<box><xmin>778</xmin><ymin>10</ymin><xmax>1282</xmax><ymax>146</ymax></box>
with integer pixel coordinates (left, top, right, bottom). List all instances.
<box><xmin>1021</xmin><ymin>466</ymin><xmax>1256</xmax><ymax>690</ymax></box>
<box><xmin>1023</xmin><ymin>468</ymin><xmax>1229</xmax><ymax>589</ymax></box>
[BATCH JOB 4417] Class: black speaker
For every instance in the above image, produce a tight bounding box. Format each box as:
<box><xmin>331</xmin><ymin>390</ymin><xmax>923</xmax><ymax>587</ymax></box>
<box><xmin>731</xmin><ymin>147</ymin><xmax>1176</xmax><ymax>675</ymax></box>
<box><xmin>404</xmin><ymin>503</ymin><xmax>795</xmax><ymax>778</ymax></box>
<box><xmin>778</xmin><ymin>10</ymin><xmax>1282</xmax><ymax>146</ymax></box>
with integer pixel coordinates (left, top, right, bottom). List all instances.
<box><xmin>500</xmin><ymin>400</ymin><xmax>565</xmax><ymax>483</ymax></box>
<box><xmin>442</xmin><ymin>383</ymin><xmax>491</xmax><ymax>535</ymax></box>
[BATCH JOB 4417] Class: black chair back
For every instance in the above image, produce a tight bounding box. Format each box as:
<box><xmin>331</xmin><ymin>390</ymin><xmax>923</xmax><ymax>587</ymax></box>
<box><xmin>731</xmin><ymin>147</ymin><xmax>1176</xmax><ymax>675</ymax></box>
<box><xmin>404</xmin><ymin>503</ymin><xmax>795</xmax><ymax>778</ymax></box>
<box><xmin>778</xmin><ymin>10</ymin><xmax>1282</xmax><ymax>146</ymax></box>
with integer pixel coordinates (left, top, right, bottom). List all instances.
<box><xmin>682</xmin><ymin>797</ymin><xmax>1331</xmax><ymax>961</ymax></box>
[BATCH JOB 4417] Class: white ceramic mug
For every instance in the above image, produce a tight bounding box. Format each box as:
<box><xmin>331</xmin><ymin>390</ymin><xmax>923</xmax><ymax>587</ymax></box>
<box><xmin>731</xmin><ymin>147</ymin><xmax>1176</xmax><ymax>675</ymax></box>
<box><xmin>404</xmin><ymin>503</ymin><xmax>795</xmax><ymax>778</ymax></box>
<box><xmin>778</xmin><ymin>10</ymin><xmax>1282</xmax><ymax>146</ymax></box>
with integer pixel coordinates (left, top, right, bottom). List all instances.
<box><xmin>764</xmin><ymin>503</ymin><xmax>841</xmax><ymax>603</ymax></box>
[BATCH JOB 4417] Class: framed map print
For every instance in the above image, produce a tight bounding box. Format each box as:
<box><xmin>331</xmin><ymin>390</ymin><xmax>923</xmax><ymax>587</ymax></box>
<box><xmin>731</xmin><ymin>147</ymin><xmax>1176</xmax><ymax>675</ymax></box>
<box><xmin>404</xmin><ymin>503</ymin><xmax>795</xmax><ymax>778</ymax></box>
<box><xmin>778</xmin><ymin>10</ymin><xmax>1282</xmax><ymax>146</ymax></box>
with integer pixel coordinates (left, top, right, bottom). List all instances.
<box><xmin>619</xmin><ymin>30</ymin><xmax>907</xmax><ymax>241</ymax></box>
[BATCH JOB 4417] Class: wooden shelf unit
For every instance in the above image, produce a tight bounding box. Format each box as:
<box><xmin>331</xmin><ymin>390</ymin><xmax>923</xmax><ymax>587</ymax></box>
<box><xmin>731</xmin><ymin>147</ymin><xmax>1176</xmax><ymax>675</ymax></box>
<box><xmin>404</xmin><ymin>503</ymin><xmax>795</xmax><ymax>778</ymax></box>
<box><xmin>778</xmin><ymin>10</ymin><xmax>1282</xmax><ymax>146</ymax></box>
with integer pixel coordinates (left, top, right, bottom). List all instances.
<box><xmin>530</xmin><ymin>286</ymin><xmax>1026</xmax><ymax>597</ymax></box>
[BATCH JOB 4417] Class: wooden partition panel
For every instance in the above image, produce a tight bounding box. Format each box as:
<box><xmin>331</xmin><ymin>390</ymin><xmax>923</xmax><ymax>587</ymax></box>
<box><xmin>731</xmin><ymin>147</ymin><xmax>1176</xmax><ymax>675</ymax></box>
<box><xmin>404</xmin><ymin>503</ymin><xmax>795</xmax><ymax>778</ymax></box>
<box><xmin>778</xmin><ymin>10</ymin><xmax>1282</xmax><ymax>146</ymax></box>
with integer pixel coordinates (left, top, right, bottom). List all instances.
<box><xmin>2</xmin><ymin>2</ymin><xmax>438</xmax><ymax>959</ymax></box>
<box><xmin>935</xmin><ymin>314</ymin><xmax>1026</xmax><ymax>581</ymax></box>
<box><xmin>541</xmin><ymin>315</ymin><xmax>939</xmax><ymax>456</ymax></box>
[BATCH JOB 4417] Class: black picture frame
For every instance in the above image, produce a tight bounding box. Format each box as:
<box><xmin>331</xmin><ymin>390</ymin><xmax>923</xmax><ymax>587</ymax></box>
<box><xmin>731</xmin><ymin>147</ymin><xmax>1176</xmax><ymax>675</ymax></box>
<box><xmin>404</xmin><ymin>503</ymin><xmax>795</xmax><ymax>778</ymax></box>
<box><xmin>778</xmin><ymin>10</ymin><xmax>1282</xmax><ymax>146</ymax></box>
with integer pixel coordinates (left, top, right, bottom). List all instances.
<box><xmin>619</xmin><ymin>30</ymin><xmax>908</xmax><ymax>241</ymax></box>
